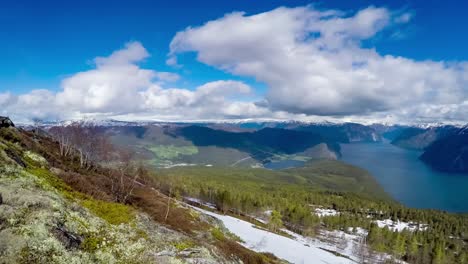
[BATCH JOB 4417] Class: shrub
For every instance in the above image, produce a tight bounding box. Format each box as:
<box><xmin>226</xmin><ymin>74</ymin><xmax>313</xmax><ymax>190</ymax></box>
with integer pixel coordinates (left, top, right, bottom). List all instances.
<box><xmin>211</xmin><ymin>228</ymin><xmax>225</xmax><ymax>241</ymax></box>
<box><xmin>172</xmin><ymin>240</ymin><xmax>196</xmax><ymax>251</ymax></box>
<box><xmin>0</xmin><ymin>128</ymin><xmax>21</xmax><ymax>143</ymax></box>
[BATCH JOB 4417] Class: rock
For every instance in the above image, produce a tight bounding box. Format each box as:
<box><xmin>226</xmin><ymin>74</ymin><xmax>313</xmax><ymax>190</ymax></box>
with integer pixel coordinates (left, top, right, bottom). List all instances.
<box><xmin>4</xmin><ymin>149</ymin><xmax>26</xmax><ymax>167</ymax></box>
<box><xmin>0</xmin><ymin>117</ymin><xmax>14</xmax><ymax>128</ymax></box>
<box><xmin>0</xmin><ymin>193</ymin><xmax>2</xmax><ymax>205</ymax></box>
<box><xmin>53</xmin><ymin>224</ymin><xmax>83</xmax><ymax>249</ymax></box>
<box><xmin>155</xmin><ymin>250</ymin><xmax>176</xmax><ymax>257</ymax></box>
<box><xmin>178</xmin><ymin>248</ymin><xmax>201</xmax><ymax>258</ymax></box>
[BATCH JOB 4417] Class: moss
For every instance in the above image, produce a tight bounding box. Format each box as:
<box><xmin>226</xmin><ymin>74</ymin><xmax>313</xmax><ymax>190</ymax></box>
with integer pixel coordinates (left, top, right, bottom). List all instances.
<box><xmin>27</xmin><ymin>168</ymin><xmax>79</xmax><ymax>200</ymax></box>
<box><xmin>132</xmin><ymin>228</ymin><xmax>149</xmax><ymax>241</ymax></box>
<box><xmin>81</xmin><ymin>199</ymin><xmax>134</xmax><ymax>225</ymax></box>
<box><xmin>211</xmin><ymin>227</ymin><xmax>225</xmax><ymax>241</ymax></box>
<box><xmin>172</xmin><ymin>240</ymin><xmax>196</xmax><ymax>251</ymax></box>
<box><xmin>28</xmin><ymin>168</ymin><xmax>134</xmax><ymax>225</ymax></box>
<box><xmin>0</xmin><ymin>127</ymin><xmax>21</xmax><ymax>143</ymax></box>
<box><xmin>81</xmin><ymin>234</ymin><xmax>105</xmax><ymax>252</ymax></box>
<box><xmin>23</xmin><ymin>151</ymin><xmax>48</xmax><ymax>168</ymax></box>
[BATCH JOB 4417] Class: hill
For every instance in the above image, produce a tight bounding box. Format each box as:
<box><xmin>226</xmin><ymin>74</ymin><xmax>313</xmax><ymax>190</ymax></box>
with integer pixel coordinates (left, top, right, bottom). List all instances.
<box><xmin>0</xmin><ymin>119</ymin><xmax>282</xmax><ymax>263</ymax></box>
<box><xmin>391</xmin><ymin>126</ymin><xmax>459</xmax><ymax>150</ymax></box>
<box><xmin>105</xmin><ymin>125</ymin><xmax>340</xmax><ymax>167</ymax></box>
<box><xmin>420</xmin><ymin>125</ymin><xmax>468</xmax><ymax>173</ymax></box>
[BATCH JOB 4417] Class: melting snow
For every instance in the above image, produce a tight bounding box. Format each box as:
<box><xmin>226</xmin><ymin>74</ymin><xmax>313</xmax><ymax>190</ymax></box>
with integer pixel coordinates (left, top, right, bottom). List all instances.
<box><xmin>375</xmin><ymin>219</ymin><xmax>428</xmax><ymax>232</ymax></box>
<box><xmin>191</xmin><ymin>206</ymin><xmax>354</xmax><ymax>264</ymax></box>
<box><xmin>315</xmin><ymin>208</ymin><xmax>340</xmax><ymax>217</ymax></box>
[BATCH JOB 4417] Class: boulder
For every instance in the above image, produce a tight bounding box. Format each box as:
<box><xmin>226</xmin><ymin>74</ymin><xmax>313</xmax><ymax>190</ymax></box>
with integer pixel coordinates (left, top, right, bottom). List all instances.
<box><xmin>0</xmin><ymin>117</ymin><xmax>14</xmax><ymax>128</ymax></box>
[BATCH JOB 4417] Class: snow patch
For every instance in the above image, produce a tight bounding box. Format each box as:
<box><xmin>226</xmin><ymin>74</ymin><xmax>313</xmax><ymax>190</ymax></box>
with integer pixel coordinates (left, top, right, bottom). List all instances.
<box><xmin>191</xmin><ymin>206</ymin><xmax>354</xmax><ymax>264</ymax></box>
<box><xmin>315</xmin><ymin>208</ymin><xmax>339</xmax><ymax>217</ymax></box>
<box><xmin>375</xmin><ymin>219</ymin><xmax>428</xmax><ymax>232</ymax></box>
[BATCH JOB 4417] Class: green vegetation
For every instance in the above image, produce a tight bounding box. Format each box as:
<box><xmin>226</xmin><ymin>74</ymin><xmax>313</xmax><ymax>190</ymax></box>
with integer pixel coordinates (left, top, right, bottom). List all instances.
<box><xmin>267</xmin><ymin>210</ymin><xmax>284</xmax><ymax>233</ymax></box>
<box><xmin>211</xmin><ymin>228</ymin><xmax>225</xmax><ymax>241</ymax></box>
<box><xmin>28</xmin><ymin>168</ymin><xmax>135</xmax><ymax>225</ymax></box>
<box><xmin>1</xmin><ymin>126</ymin><xmax>281</xmax><ymax>264</ymax></box>
<box><xmin>81</xmin><ymin>199</ymin><xmax>134</xmax><ymax>225</ymax></box>
<box><xmin>153</xmin><ymin>161</ymin><xmax>468</xmax><ymax>263</ymax></box>
<box><xmin>147</xmin><ymin>144</ymin><xmax>198</xmax><ymax>160</ymax></box>
<box><xmin>172</xmin><ymin>240</ymin><xmax>197</xmax><ymax>251</ymax></box>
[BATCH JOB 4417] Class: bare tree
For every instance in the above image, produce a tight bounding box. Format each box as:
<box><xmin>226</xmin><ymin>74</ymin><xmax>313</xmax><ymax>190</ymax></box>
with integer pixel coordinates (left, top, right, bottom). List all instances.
<box><xmin>50</xmin><ymin>122</ymin><xmax>113</xmax><ymax>169</ymax></box>
<box><xmin>109</xmin><ymin>150</ymin><xmax>146</xmax><ymax>203</ymax></box>
<box><xmin>32</xmin><ymin>118</ymin><xmax>43</xmax><ymax>136</ymax></box>
<box><xmin>354</xmin><ymin>234</ymin><xmax>369</xmax><ymax>264</ymax></box>
<box><xmin>50</xmin><ymin>126</ymin><xmax>73</xmax><ymax>157</ymax></box>
<box><xmin>164</xmin><ymin>185</ymin><xmax>173</xmax><ymax>222</ymax></box>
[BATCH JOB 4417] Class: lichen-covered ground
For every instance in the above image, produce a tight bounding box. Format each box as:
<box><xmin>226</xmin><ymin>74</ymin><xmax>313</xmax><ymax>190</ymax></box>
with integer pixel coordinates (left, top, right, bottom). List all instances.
<box><xmin>0</xmin><ymin>161</ymin><xmax>227</xmax><ymax>264</ymax></box>
<box><xmin>0</xmin><ymin>128</ymin><xmax>235</xmax><ymax>264</ymax></box>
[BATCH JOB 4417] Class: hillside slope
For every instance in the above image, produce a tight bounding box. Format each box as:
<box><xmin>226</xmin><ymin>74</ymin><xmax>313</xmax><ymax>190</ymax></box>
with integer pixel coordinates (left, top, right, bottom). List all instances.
<box><xmin>391</xmin><ymin>126</ymin><xmax>459</xmax><ymax>150</ymax></box>
<box><xmin>105</xmin><ymin>125</ymin><xmax>340</xmax><ymax>167</ymax></box>
<box><xmin>420</xmin><ymin>125</ymin><xmax>468</xmax><ymax>173</ymax></box>
<box><xmin>0</xmin><ymin>121</ymin><xmax>281</xmax><ymax>263</ymax></box>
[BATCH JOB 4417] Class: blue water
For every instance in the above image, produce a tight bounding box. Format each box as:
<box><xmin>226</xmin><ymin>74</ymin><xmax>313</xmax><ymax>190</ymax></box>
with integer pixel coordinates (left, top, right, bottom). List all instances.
<box><xmin>339</xmin><ymin>142</ymin><xmax>468</xmax><ymax>212</ymax></box>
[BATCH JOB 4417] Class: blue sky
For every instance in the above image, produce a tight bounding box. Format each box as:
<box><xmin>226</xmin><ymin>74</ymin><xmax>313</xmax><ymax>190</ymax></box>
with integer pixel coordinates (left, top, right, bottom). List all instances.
<box><xmin>1</xmin><ymin>0</ymin><xmax>467</xmax><ymax>123</ymax></box>
<box><xmin>1</xmin><ymin>0</ymin><xmax>467</xmax><ymax>93</ymax></box>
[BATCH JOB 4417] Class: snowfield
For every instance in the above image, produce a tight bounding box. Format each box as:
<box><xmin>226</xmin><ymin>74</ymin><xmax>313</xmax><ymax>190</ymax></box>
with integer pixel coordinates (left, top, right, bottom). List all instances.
<box><xmin>191</xmin><ymin>206</ymin><xmax>354</xmax><ymax>264</ymax></box>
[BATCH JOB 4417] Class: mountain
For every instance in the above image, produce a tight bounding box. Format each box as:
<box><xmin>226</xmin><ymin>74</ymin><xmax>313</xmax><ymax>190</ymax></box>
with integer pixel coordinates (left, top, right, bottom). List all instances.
<box><xmin>391</xmin><ymin>125</ymin><xmax>459</xmax><ymax>150</ymax></box>
<box><xmin>420</xmin><ymin>125</ymin><xmax>468</xmax><ymax>173</ymax></box>
<box><xmin>283</xmin><ymin>122</ymin><xmax>382</xmax><ymax>143</ymax></box>
<box><xmin>37</xmin><ymin>119</ymin><xmax>385</xmax><ymax>143</ymax></box>
<box><xmin>177</xmin><ymin>125</ymin><xmax>339</xmax><ymax>158</ymax></box>
<box><xmin>99</xmin><ymin>125</ymin><xmax>341</xmax><ymax>167</ymax></box>
<box><xmin>212</xmin><ymin>121</ymin><xmax>383</xmax><ymax>143</ymax></box>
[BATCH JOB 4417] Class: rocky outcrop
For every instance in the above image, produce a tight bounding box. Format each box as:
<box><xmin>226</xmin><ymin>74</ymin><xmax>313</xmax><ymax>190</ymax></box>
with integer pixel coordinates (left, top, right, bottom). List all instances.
<box><xmin>0</xmin><ymin>117</ymin><xmax>14</xmax><ymax>128</ymax></box>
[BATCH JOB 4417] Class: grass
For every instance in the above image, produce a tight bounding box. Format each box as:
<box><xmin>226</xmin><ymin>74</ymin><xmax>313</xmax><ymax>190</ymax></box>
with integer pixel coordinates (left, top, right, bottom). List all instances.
<box><xmin>147</xmin><ymin>145</ymin><xmax>198</xmax><ymax>160</ymax></box>
<box><xmin>172</xmin><ymin>240</ymin><xmax>197</xmax><ymax>251</ymax></box>
<box><xmin>28</xmin><ymin>168</ymin><xmax>135</xmax><ymax>225</ymax></box>
<box><xmin>27</xmin><ymin>168</ymin><xmax>80</xmax><ymax>200</ymax></box>
<box><xmin>81</xmin><ymin>199</ymin><xmax>134</xmax><ymax>225</ymax></box>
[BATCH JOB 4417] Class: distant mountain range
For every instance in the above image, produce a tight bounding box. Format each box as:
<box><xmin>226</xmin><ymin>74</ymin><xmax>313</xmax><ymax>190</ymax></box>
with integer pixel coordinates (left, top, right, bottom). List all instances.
<box><xmin>37</xmin><ymin>119</ymin><xmax>468</xmax><ymax>174</ymax></box>
<box><xmin>104</xmin><ymin>125</ymin><xmax>341</xmax><ymax>167</ymax></box>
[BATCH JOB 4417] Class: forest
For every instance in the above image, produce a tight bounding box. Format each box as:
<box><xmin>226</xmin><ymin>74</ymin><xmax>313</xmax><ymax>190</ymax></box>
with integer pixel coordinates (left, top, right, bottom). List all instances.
<box><xmin>152</xmin><ymin>165</ymin><xmax>468</xmax><ymax>264</ymax></box>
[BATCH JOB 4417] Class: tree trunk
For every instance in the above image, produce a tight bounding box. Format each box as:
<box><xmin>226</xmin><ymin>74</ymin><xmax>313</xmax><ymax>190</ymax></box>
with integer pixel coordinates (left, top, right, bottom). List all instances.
<box><xmin>164</xmin><ymin>188</ymin><xmax>172</xmax><ymax>222</ymax></box>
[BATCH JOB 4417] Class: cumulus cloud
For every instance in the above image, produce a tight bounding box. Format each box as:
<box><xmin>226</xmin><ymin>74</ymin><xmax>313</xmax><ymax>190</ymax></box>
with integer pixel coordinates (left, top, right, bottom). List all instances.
<box><xmin>2</xmin><ymin>42</ymin><xmax>268</xmax><ymax>123</ymax></box>
<box><xmin>2</xmin><ymin>5</ymin><xmax>467</xmax><ymax>124</ymax></box>
<box><xmin>169</xmin><ymin>5</ymin><xmax>468</xmax><ymax>122</ymax></box>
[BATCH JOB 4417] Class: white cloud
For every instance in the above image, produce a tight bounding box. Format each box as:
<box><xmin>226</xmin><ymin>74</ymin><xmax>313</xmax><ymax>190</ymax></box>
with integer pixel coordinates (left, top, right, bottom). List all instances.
<box><xmin>0</xmin><ymin>92</ymin><xmax>13</xmax><ymax>107</ymax></box>
<box><xmin>2</xmin><ymin>42</ymin><xmax>268</xmax><ymax>123</ymax></box>
<box><xmin>140</xmin><ymin>80</ymin><xmax>266</xmax><ymax>119</ymax></box>
<box><xmin>2</xmin><ymin>5</ymin><xmax>467</xmax><ymax>125</ymax></box>
<box><xmin>169</xmin><ymin>5</ymin><xmax>468</xmax><ymax>123</ymax></box>
<box><xmin>94</xmin><ymin>42</ymin><xmax>149</xmax><ymax>66</ymax></box>
<box><xmin>155</xmin><ymin>72</ymin><xmax>180</xmax><ymax>83</ymax></box>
